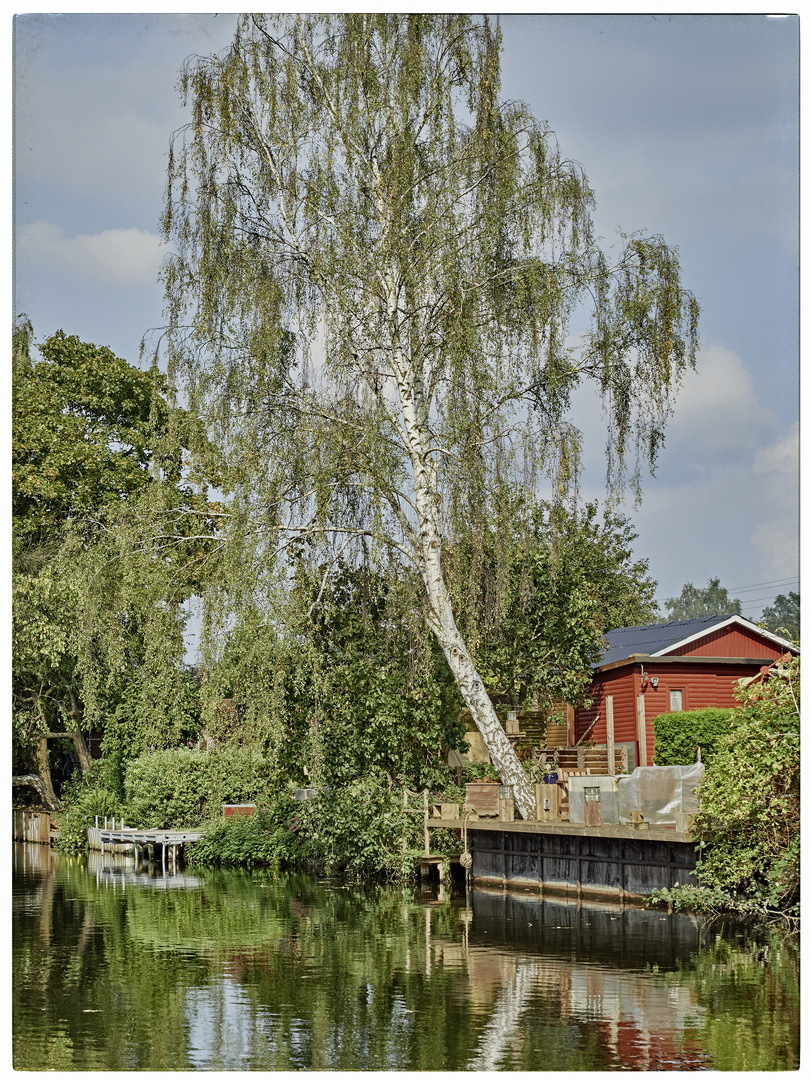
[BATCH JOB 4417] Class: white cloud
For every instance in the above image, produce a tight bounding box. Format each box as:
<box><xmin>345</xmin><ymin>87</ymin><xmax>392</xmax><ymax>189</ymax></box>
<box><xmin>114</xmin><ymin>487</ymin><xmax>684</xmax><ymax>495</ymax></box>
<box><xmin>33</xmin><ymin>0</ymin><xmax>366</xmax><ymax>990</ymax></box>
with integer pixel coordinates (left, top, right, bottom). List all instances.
<box><xmin>654</xmin><ymin>345</ymin><xmax>778</xmax><ymax>476</ymax></box>
<box><xmin>753</xmin><ymin>421</ymin><xmax>799</xmax><ymax>478</ymax></box>
<box><xmin>749</xmin><ymin>422</ymin><xmax>800</xmax><ymax>580</ymax></box>
<box><xmin>571</xmin><ymin>349</ymin><xmax>797</xmax><ymax>613</ymax></box>
<box><xmin>18</xmin><ymin>220</ymin><xmax>167</xmax><ymax>287</ymax></box>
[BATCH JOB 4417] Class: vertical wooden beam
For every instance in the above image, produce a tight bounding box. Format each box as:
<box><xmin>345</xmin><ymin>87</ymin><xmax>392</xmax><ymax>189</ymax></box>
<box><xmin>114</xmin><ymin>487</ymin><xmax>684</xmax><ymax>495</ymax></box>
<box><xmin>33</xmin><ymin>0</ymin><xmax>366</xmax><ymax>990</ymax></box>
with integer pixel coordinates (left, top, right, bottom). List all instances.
<box><xmin>606</xmin><ymin>696</ymin><xmax>615</xmax><ymax>775</ymax></box>
<box><xmin>636</xmin><ymin>693</ymin><xmax>647</xmax><ymax>767</ymax></box>
<box><xmin>423</xmin><ymin>789</ymin><xmax>430</xmax><ymax>857</ymax></box>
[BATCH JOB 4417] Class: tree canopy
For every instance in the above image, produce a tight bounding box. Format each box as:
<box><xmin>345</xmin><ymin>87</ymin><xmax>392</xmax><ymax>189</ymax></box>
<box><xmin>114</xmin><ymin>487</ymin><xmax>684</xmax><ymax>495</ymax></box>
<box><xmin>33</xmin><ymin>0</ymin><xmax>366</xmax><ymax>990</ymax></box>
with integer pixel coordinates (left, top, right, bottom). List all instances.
<box><xmin>12</xmin><ymin>322</ymin><xmax>218</xmax><ymax>806</ymax></box>
<box><xmin>760</xmin><ymin>591</ymin><xmax>799</xmax><ymax>645</ymax></box>
<box><xmin>160</xmin><ymin>14</ymin><xmax>699</xmax><ymax>817</ymax></box>
<box><xmin>663</xmin><ymin>577</ymin><xmax>741</xmax><ymax>622</ymax></box>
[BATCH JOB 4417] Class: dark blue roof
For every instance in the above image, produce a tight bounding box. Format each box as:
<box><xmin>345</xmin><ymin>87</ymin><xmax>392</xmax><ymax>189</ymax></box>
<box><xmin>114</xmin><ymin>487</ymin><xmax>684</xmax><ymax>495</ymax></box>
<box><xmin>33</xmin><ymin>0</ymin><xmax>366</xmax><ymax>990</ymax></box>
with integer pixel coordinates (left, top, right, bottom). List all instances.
<box><xmin>598</xmin><ymin>615</ymin><xmax>732</xmax><ymax>667</ymax></box>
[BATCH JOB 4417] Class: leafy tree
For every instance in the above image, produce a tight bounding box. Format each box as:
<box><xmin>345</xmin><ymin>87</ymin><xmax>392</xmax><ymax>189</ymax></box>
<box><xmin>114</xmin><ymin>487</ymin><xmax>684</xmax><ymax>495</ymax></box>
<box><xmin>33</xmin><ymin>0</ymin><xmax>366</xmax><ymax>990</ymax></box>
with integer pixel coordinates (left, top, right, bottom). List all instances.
<box><xmin>12</xmin><ymin>321</ymin><xmax>219</xmax><ymax>805</ymax></box>
<box><xmin>13</xmin><ymin>326</ymin><xmax>167</xmax><ymax>543</ymax></box>
<box><xmin>161</xmin><ymin>14</ymin><xmax>699</xmax><ymax>817</ymax></box>
<box><xmin>207</xmin><ymin>562</ymin><xmax>467</xmax><ymax>794</ymax></box>
<box><xmin>446</xmin><ymin>500</ymin><xmax>658</xmax><ymax>709</ymax></box>
<box><xmin>663</xmin><ymin>577</ymin><xmax>741</xmax><ymax>621</ymax></box>
<box><xmin>760</xmin><ymin>591</ymin><xmax>799</xmax><ymax>644</ymax></box>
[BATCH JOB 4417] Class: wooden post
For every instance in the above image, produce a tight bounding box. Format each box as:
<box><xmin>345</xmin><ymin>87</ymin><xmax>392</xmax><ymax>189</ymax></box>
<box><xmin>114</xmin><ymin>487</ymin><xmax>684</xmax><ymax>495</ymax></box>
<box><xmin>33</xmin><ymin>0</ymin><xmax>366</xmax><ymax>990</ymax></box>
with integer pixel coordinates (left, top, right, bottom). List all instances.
<box><xmin>606</xmin><ymin>696</ymin><xmax>615</xmax><ymax>776</ymax></box>
<box><xmin>423</xmin><ymin>790</ymin><xmax>430</xmax><ymax>857</ymax></box>
<box><xmin>636</xmin><ymin>694</ymin><xmax>647</xmax><ymax>767</ymax></box>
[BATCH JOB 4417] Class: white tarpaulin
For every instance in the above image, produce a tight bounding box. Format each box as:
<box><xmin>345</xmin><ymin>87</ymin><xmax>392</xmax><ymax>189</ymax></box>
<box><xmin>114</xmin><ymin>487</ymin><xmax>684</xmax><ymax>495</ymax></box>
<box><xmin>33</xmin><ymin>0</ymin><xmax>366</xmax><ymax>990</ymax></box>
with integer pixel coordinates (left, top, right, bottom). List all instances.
<box><xmin>616</xmin><ymin>764</ymin><xmax>704</xmax><ymax>825</ymax></box>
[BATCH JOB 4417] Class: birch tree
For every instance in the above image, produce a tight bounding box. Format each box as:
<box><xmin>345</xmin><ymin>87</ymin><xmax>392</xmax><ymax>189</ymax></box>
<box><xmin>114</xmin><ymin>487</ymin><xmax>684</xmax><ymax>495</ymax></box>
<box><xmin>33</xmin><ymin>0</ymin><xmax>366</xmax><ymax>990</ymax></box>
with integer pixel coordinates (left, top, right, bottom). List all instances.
<box><xmin>161</xmin><ymin>14</ymin><xmax>699</xmax><ymax>818</ymax></box>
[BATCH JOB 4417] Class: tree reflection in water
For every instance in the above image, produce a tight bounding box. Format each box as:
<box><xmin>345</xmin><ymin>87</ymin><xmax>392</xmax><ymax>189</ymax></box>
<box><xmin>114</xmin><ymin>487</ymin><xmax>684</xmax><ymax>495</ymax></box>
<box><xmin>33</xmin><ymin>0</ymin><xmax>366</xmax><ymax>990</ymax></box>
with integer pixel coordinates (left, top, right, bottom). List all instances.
<box><xmin>12</xmin><ymin>846</ymin><xmax>799</xmax><ymax>1071</ymax></box>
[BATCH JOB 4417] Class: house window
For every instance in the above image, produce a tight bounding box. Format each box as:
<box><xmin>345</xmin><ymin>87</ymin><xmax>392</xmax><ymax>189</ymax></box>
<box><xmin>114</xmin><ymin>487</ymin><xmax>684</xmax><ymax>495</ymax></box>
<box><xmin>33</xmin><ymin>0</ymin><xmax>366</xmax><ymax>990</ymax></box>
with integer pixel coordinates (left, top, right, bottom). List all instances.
<box><xmin>669</xmin><ymin>689</ymin><xmax>683</xmax><ymax>712</ymax></box>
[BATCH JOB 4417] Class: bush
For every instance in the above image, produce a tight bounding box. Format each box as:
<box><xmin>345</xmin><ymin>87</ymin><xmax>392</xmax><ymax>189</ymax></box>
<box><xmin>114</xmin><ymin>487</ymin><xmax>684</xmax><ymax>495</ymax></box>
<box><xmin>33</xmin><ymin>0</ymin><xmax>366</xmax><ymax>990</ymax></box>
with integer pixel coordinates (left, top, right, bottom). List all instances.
<box><xmin>652</xmin><ymin>659</ymin><xmax>800</xmax><ymax>918</ymax></box>
<box><xmin>124</xmin><ymin>746</ymin><xmax>270</xmax><ymax>828</ymax></box>
<box><xmin>191</xmin><ymin>777</ymin><xmax>447</xmax><ymax>880</ymax></box>
<box><xmin>190</xmin><ymin>799</ymin><xmax>303</xmax><ymax>867</ymax></box>
<box><xmin>54</xmin><ymin>763</ymin><xmax>123</xmax><ymax>853</ymax></box>
<box><xmin>652</xmin><ymin>707</ymin><xmax>735</xmax><ymax>766</ymax></box>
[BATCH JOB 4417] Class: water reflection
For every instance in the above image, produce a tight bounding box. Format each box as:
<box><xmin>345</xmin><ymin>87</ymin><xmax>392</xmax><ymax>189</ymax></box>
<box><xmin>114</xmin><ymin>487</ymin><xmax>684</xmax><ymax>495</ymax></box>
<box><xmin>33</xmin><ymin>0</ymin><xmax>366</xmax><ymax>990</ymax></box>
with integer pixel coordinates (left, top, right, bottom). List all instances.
<box><xmin>12</xmin><ymin>843</ymin><xmax>799</xmax><ymax>1071</ymax></box>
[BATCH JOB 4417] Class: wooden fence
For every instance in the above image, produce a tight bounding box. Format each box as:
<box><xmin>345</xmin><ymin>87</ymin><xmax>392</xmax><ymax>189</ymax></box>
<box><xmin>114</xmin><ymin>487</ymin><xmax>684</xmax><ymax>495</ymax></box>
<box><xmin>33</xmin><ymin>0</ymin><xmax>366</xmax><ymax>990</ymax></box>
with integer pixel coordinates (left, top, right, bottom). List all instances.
<box><xmin>12</xmin><ymin>809</ymin><xmax>52</xmax><ymax>844</ymax></box>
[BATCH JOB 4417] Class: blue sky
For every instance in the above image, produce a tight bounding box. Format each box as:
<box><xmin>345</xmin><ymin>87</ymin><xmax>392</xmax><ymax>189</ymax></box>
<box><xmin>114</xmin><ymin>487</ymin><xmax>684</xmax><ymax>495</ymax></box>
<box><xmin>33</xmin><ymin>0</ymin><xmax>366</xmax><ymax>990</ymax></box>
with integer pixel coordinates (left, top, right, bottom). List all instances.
<box><xmin>13</xmin><ymin>11</ymin><xmax>800</xmax><ymax>622</ymax></box>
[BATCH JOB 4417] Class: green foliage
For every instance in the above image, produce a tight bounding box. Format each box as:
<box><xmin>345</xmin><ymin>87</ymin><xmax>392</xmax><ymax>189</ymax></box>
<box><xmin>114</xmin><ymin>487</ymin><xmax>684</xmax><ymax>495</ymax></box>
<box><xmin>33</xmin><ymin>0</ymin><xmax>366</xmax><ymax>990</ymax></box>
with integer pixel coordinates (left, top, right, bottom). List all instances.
<box><xmin>652</xmin><ymin>708</ymin><xmax>735</xmax><ymax>767</ymax></box>
<box><xmin>463</xmin><ymin>763</ymin><xmax>500</xmax><ymax>783</ymax></box>
<box><xmin>192</xmin><ymin>778</ymin><xmax>431</xmax><ymax>879</ymax></box>
<box><xmin>12</xmin><ymin>327</ymin><xmax>166</xmax><ymax>544</ymax></box>
<box><xmin>12</xmin><ymin>320</ymin><xmax>220</xmax><ymax>798</ymax></box>
<box><xmin>663</xmin><ymin>577</ymin><xmax>741</xmax><ymax>620</ymax></box>
<box><xmin>211</xmin><ymin>563</ymin><xmax>467</xmax><ymax>794</ymax></box>
<box><xmin>53</xmin><ymin>763</ymin><xmax>123</xmax><ymax>853</ymax></box>
<box><xmin>447</xmin><ymin>500</ymin><xmax>658</xmax><ymax>708</ymax></box>
<box><xmin>656</xmin><ymin>658</ymin><xmax>799</xmax><ymax>917</ymax></box>
<box><xmin>101</xmin><ymin>669</ymin><xmax>204</xmax><ymax>769</ymax></box>
<box><xmin>759</xmin><ymin>591</ymin><xmax>799</xmax><ymax>644</ymax></box>
<box><xmin>190</xmin><ymin>800</ymin><xmax>303</xmax><ymax>868</ymax></box>
<box><xmin>124</xmin><ymin>747</ymin><xmax>271</xmax><ymax>829</ymax></box>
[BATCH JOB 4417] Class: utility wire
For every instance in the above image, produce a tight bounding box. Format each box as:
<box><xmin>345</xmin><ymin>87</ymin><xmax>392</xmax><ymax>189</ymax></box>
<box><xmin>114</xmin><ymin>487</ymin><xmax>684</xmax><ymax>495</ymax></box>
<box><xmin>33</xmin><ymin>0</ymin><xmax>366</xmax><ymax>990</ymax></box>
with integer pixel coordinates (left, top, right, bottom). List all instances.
<box><xmin>727</xmin><ymin>576</ymin><xmax>799</xmax><ymax>593</ymax></box>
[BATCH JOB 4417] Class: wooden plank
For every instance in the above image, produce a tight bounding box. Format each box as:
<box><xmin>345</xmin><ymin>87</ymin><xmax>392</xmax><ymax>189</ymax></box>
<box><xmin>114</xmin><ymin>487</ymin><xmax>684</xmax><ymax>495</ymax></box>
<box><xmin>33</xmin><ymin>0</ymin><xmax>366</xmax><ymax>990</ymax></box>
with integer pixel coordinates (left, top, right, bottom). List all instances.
<box><xmin>606</xmin><ymin>696</ymin><xmax>615</xmax><ymax>775</ymax></box>
<box><xmin>637</xmin><ymin>693</ymin><xmax>647</xmax><ymax>767</ymax></box>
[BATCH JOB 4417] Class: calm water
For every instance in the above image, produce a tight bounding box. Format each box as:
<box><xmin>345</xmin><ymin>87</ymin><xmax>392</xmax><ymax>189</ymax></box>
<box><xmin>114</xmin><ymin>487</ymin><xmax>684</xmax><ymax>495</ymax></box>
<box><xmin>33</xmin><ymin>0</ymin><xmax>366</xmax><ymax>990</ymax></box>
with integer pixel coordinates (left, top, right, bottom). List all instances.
<box><xmin>12</xmin><ymin>843</ymin><xmax>799</xmax><ymax>1071</ymax></box>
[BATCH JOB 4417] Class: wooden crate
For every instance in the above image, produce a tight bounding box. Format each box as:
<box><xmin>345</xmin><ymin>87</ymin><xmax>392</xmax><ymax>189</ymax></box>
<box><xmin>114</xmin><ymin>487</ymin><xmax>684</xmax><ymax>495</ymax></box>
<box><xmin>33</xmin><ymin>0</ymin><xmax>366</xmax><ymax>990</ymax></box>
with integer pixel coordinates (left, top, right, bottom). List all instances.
<box><xmin>464</xmin><ymin>782</ymin><xmax>500</xmax><ymax>818</ymax></box>
<box><xmin>534</xmin><ymin>783</ymin><xmax>560</xmax><ymax>822</ymax></box>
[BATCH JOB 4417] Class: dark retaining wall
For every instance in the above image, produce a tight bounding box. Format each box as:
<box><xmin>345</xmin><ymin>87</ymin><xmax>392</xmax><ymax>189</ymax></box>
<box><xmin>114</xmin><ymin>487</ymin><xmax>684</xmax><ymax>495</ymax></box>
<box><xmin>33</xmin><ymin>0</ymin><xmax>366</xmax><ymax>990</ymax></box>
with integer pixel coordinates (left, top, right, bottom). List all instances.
<box><xmin>470</xmin><ymin>828</ymin><xmax>697</xmax><ymax>900</ymax></box>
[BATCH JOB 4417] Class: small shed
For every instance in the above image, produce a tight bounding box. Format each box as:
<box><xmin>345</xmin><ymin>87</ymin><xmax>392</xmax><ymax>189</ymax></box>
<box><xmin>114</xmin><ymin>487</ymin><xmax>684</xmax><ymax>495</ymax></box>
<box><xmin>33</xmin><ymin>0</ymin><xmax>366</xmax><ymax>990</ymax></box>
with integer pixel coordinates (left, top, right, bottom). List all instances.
<box><xmin>573</xmin><ymin>615</ymin><xmax>797</xmax><ymax>769</ymax></box>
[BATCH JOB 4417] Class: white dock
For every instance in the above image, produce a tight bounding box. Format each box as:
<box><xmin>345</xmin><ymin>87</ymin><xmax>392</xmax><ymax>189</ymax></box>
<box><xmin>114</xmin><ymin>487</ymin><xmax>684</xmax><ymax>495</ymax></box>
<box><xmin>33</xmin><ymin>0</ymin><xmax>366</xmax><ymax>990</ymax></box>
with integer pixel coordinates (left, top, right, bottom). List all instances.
<box><xmin>89</xmin><ymin>821</ymin><xmax>203</xmax><ymax>871</ymax></box>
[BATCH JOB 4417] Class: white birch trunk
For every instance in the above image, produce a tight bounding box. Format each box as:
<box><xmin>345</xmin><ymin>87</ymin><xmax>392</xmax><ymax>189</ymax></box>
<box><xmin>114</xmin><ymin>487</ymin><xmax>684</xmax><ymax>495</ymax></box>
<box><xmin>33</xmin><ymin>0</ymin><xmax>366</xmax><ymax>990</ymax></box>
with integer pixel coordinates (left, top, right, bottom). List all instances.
<box><xmin>388</xmin><ymin>320</ymin><xmax>536</xmax><ymax>819</ymax></box>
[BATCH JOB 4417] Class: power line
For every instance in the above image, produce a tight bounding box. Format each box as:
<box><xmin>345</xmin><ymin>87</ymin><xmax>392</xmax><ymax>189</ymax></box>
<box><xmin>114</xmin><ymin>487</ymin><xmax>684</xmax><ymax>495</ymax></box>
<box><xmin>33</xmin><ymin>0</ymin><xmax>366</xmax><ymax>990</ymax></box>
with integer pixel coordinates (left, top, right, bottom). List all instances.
<box><xmin>727</xmin><ymin>576</ymin><xmax>800</xmax><ymax>593</ymax></box>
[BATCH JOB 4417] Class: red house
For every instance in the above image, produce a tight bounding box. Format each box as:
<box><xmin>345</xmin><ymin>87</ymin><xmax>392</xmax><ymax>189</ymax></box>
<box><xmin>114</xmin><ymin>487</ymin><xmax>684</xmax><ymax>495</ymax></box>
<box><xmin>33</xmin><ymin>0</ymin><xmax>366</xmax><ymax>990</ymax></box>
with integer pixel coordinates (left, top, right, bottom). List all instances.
<box><xmin>573</xmin><ymin>615</ymin><xmax>797</xmax><ymax>769</ymax></box>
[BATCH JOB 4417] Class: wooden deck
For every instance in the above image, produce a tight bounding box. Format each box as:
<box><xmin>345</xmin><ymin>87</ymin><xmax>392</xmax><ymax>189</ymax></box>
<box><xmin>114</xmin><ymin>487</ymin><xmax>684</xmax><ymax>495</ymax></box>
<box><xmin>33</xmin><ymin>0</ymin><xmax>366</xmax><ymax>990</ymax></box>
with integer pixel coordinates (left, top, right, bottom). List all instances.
<box><xmin>427</xmin><ymin>816</ymin><xmax>695</xmax><ymax>844</ymax></box>
<box><xmin>90</xmin><ymin>826</ymin><xmax>203</xmax><ymax>870</ymax></box>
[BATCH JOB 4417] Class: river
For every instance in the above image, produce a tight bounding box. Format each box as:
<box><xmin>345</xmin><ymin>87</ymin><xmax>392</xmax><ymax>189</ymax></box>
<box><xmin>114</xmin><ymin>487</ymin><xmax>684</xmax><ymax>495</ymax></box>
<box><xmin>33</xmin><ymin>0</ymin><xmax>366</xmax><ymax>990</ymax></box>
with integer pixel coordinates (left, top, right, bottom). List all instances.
<box><xmin>12</xmin><ymin>842</ymin><xmax>799</xmax><ymax>1071</ymax></box>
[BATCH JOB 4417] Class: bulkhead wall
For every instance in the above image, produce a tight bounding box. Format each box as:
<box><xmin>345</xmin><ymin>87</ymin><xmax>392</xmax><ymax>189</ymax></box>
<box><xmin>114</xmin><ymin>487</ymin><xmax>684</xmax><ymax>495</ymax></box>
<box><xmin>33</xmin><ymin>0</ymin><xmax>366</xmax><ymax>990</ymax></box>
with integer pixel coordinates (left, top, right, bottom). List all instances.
<box><xmin>470</xmin><ymin>828</ymin><xmax>696</xmax><ymax>901</ymax></box>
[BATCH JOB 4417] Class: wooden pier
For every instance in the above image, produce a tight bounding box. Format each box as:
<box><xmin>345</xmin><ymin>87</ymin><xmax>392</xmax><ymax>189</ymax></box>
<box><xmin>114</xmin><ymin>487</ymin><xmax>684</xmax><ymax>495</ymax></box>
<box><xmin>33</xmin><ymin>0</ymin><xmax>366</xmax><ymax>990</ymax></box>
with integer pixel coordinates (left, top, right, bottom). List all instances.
<box><xmin>89</xmin><ymin>824</ymin><xmax>203</xmax><ymax>871</ymax></box>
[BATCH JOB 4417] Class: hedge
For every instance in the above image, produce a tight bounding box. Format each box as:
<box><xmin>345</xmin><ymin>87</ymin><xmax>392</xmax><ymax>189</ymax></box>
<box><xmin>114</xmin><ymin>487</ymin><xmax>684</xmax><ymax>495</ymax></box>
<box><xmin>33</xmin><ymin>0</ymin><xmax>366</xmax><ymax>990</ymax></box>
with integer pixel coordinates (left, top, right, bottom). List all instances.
<box><xmin>124</xmin><ymin>747</ymin><xmax>270</xmax><ymax>828</ymax></box>
<box><xmin>652</xmin><ymin>708</ymin><xmax>736</xmax><ymax>767</ymax></box>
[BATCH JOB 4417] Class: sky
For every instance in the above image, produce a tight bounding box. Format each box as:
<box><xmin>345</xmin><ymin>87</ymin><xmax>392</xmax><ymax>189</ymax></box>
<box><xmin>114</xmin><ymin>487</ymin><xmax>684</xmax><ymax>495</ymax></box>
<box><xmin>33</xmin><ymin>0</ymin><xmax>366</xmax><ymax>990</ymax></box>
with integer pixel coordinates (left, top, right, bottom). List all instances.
<box><xmin>12</xmin><ymin>9</ymin><xmax>800</xmax><ymax>624</ymax></box>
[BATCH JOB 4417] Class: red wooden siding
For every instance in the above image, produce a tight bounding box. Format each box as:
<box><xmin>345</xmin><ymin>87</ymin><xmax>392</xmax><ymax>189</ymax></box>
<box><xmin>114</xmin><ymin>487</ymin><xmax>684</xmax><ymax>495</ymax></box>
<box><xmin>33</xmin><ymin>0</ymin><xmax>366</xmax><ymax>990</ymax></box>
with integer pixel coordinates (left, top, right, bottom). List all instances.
<box><xmin>574</xmin><ymin>660</ymin><xmax>767</xmax><ymax>767</ymax></box>
<box><xmin>666</xmin><ymin>624</ymin><xmax>786</xmax><ymax>660</ymax></box>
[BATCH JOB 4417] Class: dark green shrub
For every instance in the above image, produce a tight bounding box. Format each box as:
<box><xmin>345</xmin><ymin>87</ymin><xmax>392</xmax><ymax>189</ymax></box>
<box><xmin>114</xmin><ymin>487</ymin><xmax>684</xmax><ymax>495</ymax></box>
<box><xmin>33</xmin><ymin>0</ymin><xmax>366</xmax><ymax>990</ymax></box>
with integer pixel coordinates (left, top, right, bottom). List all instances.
<box><xmin>124</xmin><ymin>746</ymin><xmax>270</xmax><ymax>828</ymax></box>
<box><xmin>191</xmin><ymin>777</ymin><xmax>439</xmax><ymax>879</ymax></box>
<box><xmin>54</xmin><ymin>764</ymin><xmax>123</xmax><ymax>852</ymax></box>
<box><xmin>190</xmin><ymin>803</ymin><xmax>300</xmax><ymax>867</ymax></box>
<box><xmin>652</xmin><ymin>708</ymin><xmax>736</xmax><ymax>766</ymax></box>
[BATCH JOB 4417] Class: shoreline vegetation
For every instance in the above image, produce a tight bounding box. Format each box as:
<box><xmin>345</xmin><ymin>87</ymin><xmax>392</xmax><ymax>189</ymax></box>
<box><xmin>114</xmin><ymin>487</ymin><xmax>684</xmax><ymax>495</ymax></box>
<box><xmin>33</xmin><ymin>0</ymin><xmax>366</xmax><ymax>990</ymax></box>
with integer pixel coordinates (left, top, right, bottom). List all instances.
<box><xmin>34</xmin><ymin>654</ymin><xmax>797</xmax><ymax>929</ymax></box>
